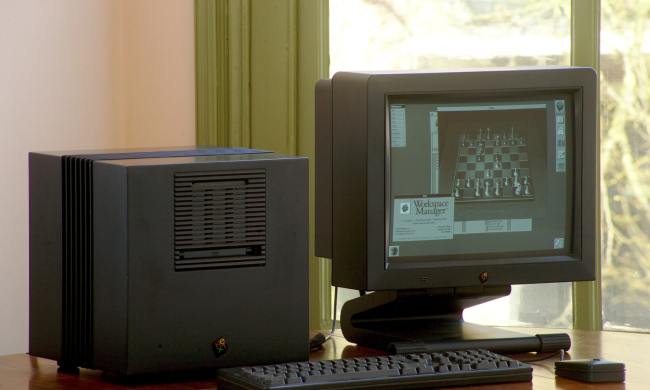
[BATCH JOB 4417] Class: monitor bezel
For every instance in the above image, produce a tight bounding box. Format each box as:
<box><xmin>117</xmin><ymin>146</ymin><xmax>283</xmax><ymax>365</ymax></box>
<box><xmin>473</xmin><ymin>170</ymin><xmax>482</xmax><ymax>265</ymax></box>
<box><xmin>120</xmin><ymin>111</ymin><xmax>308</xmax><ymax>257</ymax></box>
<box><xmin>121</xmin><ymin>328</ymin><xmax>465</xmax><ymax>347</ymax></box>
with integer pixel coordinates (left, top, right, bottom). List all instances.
<box><xmin>363</xmin><ymin>68</ymin><xmax>596</xmax><ymax>291</ymax></box>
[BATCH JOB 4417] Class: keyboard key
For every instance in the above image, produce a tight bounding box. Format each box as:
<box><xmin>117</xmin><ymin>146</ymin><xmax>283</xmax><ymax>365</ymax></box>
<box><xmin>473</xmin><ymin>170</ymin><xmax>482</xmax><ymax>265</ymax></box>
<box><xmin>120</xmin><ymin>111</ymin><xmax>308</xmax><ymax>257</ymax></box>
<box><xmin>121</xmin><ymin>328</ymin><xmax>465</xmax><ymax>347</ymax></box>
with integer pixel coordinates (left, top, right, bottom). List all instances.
<box><xmin>401</xmin><ymin>367</ymin><xmax>416</xmax><ymax>375</ymax></box>
<box><xmin>476</xmin><ymin>360</ymin><xmax>498</xmax><ymax>370</ymax></box>
<box><xmin>436</xmin><ymin>357</ymin><xmax>451</xmax><ymax>365</ymax></box>
<box><xmin>303</xmin><ymin>368</ymin><xmax>401</xmax><ymax>384</ymax></box>
<box><xmin>262</xmin><ymin>377</ymin><xmax>285</xmax><ymax>386</ymax></box>
<box><xmin>286</xmin><ymin>376</ymin><xmax>302</xmax><ymax>384</ymax></box>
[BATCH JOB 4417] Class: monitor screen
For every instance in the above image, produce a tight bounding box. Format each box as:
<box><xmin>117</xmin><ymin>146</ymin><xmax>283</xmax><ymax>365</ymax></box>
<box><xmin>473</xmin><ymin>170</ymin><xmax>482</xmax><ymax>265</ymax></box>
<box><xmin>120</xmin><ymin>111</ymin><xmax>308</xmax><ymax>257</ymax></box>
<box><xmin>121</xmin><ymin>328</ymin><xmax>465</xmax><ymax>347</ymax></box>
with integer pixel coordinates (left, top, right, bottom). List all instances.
<box><xmin>387</xmin><ymin>92</ymin><xmax>574</xmax><ymax>267</ymax></box>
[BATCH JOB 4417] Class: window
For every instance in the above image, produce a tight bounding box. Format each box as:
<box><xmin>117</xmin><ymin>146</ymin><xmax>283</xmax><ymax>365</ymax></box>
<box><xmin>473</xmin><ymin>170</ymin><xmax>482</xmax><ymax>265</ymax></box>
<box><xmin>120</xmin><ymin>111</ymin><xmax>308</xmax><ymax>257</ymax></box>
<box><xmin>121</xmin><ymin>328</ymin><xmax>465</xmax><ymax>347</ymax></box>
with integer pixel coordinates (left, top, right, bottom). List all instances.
<box><xmin>601</xmin><ymin>0</ymin><xmax>650</xmax><ymax>331</ymax></box>
<box><xmin>330</xmin><ymin>0</ymin><xmax>570</xmax><ymax>72</ymax></box>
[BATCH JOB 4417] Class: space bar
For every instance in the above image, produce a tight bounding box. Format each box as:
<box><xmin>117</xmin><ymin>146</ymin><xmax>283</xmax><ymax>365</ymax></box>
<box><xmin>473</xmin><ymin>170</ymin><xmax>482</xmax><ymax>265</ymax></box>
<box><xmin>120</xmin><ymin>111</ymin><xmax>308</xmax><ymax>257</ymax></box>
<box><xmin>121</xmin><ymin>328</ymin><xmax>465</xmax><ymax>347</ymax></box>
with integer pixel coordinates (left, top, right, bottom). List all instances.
<box><xmin>303</xmin><ymin>368</ymin><xmax>402</xmax><ymax>384</ymax></box>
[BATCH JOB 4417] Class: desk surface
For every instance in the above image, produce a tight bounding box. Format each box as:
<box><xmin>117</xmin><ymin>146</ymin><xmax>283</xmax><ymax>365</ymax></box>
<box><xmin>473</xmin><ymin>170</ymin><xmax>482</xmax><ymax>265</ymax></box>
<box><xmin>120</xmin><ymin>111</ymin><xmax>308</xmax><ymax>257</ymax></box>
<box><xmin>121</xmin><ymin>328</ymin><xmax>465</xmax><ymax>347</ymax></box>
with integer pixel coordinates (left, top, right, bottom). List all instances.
<box><xmin>1</xmin><ymin>328</ymin><xmax>648</xmax><ymax>389</ymax></box>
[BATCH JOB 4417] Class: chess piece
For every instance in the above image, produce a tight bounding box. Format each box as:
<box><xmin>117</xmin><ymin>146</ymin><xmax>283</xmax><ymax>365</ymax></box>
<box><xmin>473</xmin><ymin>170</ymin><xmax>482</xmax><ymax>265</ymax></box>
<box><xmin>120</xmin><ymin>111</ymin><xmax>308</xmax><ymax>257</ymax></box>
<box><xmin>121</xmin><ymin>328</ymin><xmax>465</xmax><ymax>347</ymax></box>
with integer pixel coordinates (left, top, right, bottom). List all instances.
<box><xmin>461</xmin><ymin>133</ymin><xmax>467</xmax><ymax>147</ymax></box>
<box><xmin>463</xmin><ymin>132</ymin><xmax>472</xmax><ymax>148</ymax></box>
<box><xmin>515</xmin><ymin>183</ymin><xmax>523</xmax><ymax>196</ymax></box>
<box><xmin>465</xmin><ymin>177</ymin><xmax>472</xmax><ymax>188</ymax></box>
<box><xmin>454</xmin><ymin>187</ymin><xmax>462</xmax><ymax>199</ymax></box>
<box><xmin>478</xmin><ymin>128</ymin><xmax>483</xmax><ymax>141</ymax></box>
<box><xmin>456</xmin><ymin>178</ymin><xmax>462</xmax><ymax>188</ymax></box>
<box><xmin>484</xmin><ymin>180</ymin><xmax>492</xmax><ymax>197</ymax></box>
<box><xmin>503</xmin><ymin>176</ymin><xmax>510</xmax><ymax>186</ymax></box>
<box><xmin>513</xmin><ymin>174</ymin><xmax>522</xmax><ymax>195</ymax></box>
<box><xmin>523</xmin><ymin>176</ymin><xmax>533</xmax><ymax>196</ymax></box>
<box><xmin>495</xmin><ymin>134</ymin><xmax>501</xmax><ymax>146</ymax></box>
<box><xmin>486</xmin><ymin>127</ymin><xmax>491</xmax><ymax>140</ymax></box>
<box><xmin>474</xmin><ymin>180</ymin><xmax>481</xmax><ymax>197</ymax></box>
<box><xmin>495</xmin><ymin>179</ymin><xmax>503</xmax><ymax>197</ymax></box>
<box><xmin>486</xmin><ymin>169</ymin><xmax>493</xmax><ymax>179</ymax></box>
<box><xmin>495</xmin><ymin>155</ymin><xmax>502</xmax><ymax>169</ymax></box>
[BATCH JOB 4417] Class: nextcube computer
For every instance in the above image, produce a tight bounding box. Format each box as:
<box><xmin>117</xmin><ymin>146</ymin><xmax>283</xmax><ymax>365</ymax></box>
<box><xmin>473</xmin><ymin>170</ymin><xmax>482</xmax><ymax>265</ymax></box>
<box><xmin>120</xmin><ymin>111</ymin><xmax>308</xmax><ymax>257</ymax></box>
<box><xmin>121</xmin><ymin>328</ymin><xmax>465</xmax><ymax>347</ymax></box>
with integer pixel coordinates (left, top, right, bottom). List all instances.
<box><xmin>29</xmin><ymin>148</ymin><xmax>309</xmax><ymax>375</ymax></box>
<box><xmin>316</xmin><ymin>67</ymin><xmax>597</xmax><ymax>353</ymax></box>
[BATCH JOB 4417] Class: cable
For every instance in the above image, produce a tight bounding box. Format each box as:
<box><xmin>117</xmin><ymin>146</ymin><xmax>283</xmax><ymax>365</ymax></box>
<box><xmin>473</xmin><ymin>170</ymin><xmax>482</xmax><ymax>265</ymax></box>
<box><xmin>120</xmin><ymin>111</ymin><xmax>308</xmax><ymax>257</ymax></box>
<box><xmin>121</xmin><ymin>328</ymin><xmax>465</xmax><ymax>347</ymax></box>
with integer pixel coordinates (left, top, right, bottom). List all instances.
<box><xmin>309</xmin><ymin>287</ymin><xmax>339</xmax><ymax>351</ymax></box>
<box><xmin>329</xmin><ymin>286</ymin><xmax>339</xmax><ymax>335</ymax></box>
<box><xmin>513</xmin><ymin>348</ymin><xmax>565</xmax><ymax>363</ymax></box>
<box><xmin>501</xmin><ymin>348</ymin><xmax>564</xmax><ymax>374</ymax></box>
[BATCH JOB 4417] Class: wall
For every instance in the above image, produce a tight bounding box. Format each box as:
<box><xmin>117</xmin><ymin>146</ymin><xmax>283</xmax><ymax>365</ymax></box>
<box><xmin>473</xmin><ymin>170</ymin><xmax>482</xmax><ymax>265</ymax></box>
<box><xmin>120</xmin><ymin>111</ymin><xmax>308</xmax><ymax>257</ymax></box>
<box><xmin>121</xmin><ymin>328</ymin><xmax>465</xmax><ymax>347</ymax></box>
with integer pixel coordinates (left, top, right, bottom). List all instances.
<box><xmin>0</xmin><ymin>0</ymin><xmax>195</xmax><ymax>355</ymax></box>
<box><xmin>120</xmin><ymin>1</ymin><xmax>196</xmax><ymax>147</ymax></box>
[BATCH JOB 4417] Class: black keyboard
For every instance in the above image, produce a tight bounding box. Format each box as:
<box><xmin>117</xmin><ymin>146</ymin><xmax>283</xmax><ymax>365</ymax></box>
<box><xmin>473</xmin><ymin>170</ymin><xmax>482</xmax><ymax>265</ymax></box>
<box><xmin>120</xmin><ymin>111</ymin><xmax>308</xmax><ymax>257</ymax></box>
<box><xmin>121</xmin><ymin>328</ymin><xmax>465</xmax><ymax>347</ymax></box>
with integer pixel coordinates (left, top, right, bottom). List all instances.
<box><xmin>216</xmin><ymin>349</ymin><xmax>532</xmax><ymax>389</ymax></box>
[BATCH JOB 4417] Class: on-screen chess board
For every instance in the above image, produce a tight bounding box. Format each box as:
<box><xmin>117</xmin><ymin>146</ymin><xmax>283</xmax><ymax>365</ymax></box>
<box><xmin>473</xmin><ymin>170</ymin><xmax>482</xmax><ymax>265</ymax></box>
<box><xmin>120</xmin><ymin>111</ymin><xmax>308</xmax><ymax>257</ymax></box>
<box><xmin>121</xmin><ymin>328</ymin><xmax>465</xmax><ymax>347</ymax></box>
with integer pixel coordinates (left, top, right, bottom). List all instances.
<box><xmin>452</xmin><ymin>129</ymin><xmax>534</xmax><ymax>203</ymax></box>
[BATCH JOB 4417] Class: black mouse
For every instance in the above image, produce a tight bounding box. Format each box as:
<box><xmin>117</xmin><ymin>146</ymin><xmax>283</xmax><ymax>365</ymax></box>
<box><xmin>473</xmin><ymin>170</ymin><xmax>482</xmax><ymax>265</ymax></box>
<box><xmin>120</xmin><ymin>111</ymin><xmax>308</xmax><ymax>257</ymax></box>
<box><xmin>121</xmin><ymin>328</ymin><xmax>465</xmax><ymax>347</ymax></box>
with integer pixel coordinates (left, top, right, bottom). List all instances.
<box><xmin>555</xmin><ymin>358</ymin><xmax>625</xmax><ymax>383</ymax></box>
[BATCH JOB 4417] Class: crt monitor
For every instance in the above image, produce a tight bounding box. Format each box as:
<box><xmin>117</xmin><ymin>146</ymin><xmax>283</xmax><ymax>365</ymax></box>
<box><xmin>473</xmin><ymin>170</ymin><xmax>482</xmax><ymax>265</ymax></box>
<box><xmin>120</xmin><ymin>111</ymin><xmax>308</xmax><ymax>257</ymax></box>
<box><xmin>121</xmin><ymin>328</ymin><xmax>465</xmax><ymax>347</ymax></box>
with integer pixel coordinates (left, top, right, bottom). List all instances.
<box><xmin>315</xmin><ymin>67</ymin><xmax>597</xmax><ymax>353</ymax></box>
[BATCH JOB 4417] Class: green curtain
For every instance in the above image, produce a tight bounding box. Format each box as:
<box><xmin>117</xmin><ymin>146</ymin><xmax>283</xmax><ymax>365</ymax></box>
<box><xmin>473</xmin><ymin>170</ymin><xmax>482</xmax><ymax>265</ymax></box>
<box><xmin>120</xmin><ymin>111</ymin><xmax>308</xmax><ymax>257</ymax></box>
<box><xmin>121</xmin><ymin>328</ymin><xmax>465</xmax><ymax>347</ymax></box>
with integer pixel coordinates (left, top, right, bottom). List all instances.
<box><xmin>195</xmin><ymin>0</ymin><xmax>331</xmax><ymax>331</ymax></box>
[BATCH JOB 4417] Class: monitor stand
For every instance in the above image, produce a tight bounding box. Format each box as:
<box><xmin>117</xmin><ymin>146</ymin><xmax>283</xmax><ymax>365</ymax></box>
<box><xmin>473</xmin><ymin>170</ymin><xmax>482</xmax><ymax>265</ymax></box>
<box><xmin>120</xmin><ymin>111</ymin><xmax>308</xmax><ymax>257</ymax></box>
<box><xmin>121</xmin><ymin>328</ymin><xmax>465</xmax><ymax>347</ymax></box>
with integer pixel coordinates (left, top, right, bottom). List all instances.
<box><xmin>340</xmin><ymin>286</ymin><xmax>571</xmax><ymax>355</ymax></box>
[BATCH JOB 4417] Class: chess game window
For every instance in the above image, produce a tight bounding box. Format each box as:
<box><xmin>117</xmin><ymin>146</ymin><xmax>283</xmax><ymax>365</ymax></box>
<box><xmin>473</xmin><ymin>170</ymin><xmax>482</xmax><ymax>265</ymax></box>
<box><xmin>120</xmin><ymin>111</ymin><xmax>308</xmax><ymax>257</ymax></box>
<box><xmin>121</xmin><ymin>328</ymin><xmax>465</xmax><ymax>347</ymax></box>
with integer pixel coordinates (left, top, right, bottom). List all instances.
<box><xmin>387</xmin><ymin>91</ymin><xmax>574</xmax><ymax>266</ymax></box>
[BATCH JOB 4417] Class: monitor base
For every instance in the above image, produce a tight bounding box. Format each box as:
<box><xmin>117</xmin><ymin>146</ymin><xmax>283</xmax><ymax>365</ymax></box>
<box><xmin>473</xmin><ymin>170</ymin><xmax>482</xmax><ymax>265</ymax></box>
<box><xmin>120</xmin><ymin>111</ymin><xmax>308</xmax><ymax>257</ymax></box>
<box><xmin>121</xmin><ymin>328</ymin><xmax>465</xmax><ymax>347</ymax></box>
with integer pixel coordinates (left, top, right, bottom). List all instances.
<box><xmin>340</xmin><ymin>288</ymin><xmax>570</xmax><ymax>354</ymax></box>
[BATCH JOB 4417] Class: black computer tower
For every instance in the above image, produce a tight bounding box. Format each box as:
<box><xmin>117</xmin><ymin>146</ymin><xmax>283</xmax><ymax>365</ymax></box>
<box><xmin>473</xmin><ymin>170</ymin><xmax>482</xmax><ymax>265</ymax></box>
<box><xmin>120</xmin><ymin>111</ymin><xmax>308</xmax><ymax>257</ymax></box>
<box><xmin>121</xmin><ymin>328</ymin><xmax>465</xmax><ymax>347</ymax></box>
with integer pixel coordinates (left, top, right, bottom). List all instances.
<box><xmin>29</xmin><ymin>148</ymin><xmax>308</xmax><ymax>376</ymax></box>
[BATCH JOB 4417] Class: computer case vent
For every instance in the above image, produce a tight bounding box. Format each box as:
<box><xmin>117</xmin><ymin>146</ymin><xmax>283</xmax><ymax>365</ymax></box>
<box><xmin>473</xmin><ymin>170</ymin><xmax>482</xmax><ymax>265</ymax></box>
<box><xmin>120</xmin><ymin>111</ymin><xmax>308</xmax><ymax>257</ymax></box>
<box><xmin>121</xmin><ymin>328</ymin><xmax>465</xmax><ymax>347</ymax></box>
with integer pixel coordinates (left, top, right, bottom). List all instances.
<box><xmin>173</xmin><ymin>169</ymin><xmax>267</xmax><ymax>271</ymax></box>
<box><xmin>61</xmin><ymin>156</ymin><xmax>94</xmax><ymax>367</ymax></box>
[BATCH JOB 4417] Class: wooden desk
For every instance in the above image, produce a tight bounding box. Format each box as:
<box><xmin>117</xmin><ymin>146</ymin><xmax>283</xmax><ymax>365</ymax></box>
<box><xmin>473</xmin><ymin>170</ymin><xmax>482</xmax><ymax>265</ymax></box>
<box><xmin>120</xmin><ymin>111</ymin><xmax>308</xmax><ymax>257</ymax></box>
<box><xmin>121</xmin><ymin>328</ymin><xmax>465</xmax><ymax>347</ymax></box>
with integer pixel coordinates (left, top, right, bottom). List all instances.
<box><xmin>1</xmin><ymin>328</ymin><xmax>648</xmax><ymax>389</ymax></box>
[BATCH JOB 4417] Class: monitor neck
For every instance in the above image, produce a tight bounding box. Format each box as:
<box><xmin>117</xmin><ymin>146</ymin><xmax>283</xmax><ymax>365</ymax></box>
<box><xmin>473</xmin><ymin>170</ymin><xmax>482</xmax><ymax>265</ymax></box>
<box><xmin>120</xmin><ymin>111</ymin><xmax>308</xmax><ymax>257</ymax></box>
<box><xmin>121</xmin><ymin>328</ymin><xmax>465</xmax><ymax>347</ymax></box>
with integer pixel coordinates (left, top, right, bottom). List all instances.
<box><xmin>340</xmin><ymin>286</ymin><xmax>511</xmax><ymax>350</ymax></box>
